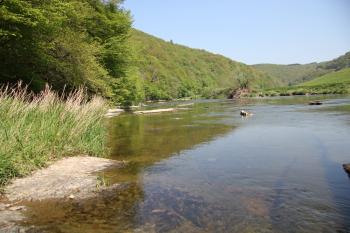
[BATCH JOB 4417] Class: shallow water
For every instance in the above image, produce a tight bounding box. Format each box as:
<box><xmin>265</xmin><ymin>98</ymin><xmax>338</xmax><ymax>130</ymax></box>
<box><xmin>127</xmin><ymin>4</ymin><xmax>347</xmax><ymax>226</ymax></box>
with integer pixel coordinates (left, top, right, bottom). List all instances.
<box><xmin>20</xmin><ymin>96</ymin><xmax>350</xmax><ymax>232</ymax></box>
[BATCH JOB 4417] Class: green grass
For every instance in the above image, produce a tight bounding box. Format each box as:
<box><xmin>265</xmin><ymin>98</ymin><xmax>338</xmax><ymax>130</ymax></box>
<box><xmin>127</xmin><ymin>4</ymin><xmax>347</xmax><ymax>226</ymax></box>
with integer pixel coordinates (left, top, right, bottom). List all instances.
<box><xmin>0</xmin><ymin>84</ymin><xmax>108</xmax><ymax>186</ymax></box>
<box><xmin>301</xmin><ymin>68</ymin><xmax>350</xmax><ymax>86</ymax></box>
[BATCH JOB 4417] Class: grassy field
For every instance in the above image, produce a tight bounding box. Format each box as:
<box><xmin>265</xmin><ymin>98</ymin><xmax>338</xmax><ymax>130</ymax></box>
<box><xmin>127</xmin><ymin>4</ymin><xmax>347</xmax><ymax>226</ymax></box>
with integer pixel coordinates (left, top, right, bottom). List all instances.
<box><xmin>249</xmin><ymin>68</ymin><xmax>350</xmax><ymax>97</ymax></box>
<box><xmin>0</xmin><ymin>84</ymin><xmax>108</xmax><ymax>186</ymax></box>
<box><xmin>301</xmin><ymin>68</ymin><xmax>350</xmax><ymax>86</ymax></box>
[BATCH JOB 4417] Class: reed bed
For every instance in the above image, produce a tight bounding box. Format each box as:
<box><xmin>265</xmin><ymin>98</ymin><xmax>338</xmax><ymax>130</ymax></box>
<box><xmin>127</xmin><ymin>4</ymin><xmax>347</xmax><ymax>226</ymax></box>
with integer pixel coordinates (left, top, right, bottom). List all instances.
<box><xmin>0</xmin><ymin>83</ymin><xmax>108</xmax><ymax>186</ymax></box>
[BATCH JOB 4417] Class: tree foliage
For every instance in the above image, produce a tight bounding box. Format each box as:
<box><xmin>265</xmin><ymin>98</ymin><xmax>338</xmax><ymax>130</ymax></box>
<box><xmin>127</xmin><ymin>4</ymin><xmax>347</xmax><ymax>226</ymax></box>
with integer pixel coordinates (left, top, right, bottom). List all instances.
<box><xmin>0</xmin><ymin>0</ymin><xmax>142</xmax><ymax>105</ymax></box>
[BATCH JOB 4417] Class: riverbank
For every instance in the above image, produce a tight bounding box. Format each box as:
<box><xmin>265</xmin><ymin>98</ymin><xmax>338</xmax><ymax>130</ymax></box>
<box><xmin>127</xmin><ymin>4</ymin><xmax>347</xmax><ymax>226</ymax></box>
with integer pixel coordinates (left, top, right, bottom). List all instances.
<box><xmin>0</xmin><ymin>156</ymin><xmax>127</xmax><ymax>231</ymax></box>
<box><xmin>259</xmin><ymin>83</ymin><xmax>349</xmax><ymax>97</ymax></box>
<box><xmin>230</xmin><ymin>82</ymin><xmax>349</xmax><ymax>98</ymax></box>
<box><xmin>0</xmin><ymin>84</ymin><xmax>108</xmax><ymax>187</ymax></box>
<box><xmin>5</xmin><ymin>156</ymin><xmax>123</xmax><ymax>201</ymax></box>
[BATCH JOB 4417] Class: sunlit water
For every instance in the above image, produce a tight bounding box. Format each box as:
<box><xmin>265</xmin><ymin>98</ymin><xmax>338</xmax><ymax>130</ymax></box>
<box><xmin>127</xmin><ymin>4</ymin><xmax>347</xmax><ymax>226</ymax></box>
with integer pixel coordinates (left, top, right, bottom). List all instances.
<box><xmin>20</xmin><ymin>96</ymin><xmax>350</xmax><ymax>232</ymax></box>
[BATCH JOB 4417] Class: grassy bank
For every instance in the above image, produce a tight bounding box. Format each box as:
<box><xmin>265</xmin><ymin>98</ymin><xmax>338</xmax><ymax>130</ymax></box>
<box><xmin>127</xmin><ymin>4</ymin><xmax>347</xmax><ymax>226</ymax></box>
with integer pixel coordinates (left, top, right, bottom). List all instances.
<box><xmin>0</xmin><ymin>84</ymin><xmax>108</xmax><ymax>186</ymax></box>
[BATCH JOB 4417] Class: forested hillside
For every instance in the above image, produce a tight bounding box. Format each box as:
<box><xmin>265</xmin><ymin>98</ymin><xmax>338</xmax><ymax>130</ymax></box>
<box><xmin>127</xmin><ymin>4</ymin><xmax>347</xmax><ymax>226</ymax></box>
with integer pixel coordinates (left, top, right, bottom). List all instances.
<box><xmin>131</xmin><ymin>30</ymin><xmax>278</xmax><ymax>100</ymax></box>
<box><xmin>0</xmin><ymin>0</ymin><xmax>278</xmax><ymax>104</ymax></box>
<box><xmin>252</xmin><ymin>52</ymin><xmax>350</xmax><ymax>86</ymax></box>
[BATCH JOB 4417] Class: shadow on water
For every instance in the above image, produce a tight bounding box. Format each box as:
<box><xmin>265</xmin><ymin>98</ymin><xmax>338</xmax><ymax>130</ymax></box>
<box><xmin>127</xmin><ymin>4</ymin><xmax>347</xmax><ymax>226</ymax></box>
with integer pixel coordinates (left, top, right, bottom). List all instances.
<box><xmin>312</xmin><ymin>135</ymin><xmax>350</xmax><ymax>232</ymax></box>
<box><xmin>270</xmin><ymin>158</ymin><xmax>297</xmax><ymax>224</ymax></box>
<box><xmin>267</xmin><ymin>100</ymin><xmax>350</xmax><ymax>232</ymax></box>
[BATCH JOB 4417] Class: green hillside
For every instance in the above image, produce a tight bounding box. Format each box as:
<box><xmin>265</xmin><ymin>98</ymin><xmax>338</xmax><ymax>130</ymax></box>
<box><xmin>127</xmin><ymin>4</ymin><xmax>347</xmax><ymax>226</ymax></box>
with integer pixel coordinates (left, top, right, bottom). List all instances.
<box><xmin>252</xmin><ymin>63</ymin><xmax>328</xmax><ymax>85</ymax></box>
<box><xmin>301</xmin><ymin>68</ymin><xmax>350</xmax><ymax>86</ymax></box>
<box><xmin>252</xmin><ymin>52</ymin><xmax>350</xmax><ymax>86</ymax></box>
<box><xmin>257</xmin><ymin>68</ymin><xmax>350</xmax><ymax>97</ymax></box>
<box><xmin>131</xmin><ymin>30</ymin><xmax>278</xmax><ymax>100</ymax></box>
<box><xmin>317</xmin><ymin>52</ymin><xmax>350</xmax><ymax>71</ymax></box>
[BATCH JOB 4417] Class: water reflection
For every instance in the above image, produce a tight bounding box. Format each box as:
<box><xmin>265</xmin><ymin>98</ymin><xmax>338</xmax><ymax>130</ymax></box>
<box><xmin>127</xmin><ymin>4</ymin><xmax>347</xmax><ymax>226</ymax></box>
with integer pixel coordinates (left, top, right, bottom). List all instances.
<box><xmin>105</xmin><ymin>104</ymin><xmax>234</xmax><ymax>183</ymax></box>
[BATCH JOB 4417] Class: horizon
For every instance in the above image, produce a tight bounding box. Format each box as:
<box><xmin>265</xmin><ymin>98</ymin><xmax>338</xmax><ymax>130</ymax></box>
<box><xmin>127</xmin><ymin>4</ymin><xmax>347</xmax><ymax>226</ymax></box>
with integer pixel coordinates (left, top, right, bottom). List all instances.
<box><xmin>124</xmin><ymin>0</ymin><xmax>350</xmax><ymax>65</ymax></box>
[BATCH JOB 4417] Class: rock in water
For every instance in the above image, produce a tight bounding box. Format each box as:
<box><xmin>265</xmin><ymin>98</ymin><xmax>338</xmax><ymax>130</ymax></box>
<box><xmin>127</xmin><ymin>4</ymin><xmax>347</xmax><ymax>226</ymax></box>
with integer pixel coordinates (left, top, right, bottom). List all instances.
<box><xmin>240</xmin><ymin>110</ymin><xmax>253</xmax><ymax>117</ymax></box>
<box><xmin>343</xmin><ymin>164</ymin><xmax>350</xmax><ymax>175</ymax></box>
<box><xmin>309</xmin><ymin>101</ymin><xmax>322</xmax><ymax>105</ymax></box>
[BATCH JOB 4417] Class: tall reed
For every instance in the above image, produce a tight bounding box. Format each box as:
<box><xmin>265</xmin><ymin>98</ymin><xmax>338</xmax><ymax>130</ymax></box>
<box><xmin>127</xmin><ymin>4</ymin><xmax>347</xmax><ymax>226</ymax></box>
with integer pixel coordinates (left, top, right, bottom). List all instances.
<box><xmin>0</xmin><ymin>83</ymin><xmax>108</xmax><ymax>186</ymax></box>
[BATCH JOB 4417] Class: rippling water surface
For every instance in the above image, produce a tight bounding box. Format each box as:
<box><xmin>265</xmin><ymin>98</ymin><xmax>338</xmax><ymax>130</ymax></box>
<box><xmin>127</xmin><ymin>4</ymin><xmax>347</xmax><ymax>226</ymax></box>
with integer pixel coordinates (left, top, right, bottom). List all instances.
<box><xmin>22</xmin><ymin>96</ymin><xmax>350</xmax><ymax>232</ymax></box>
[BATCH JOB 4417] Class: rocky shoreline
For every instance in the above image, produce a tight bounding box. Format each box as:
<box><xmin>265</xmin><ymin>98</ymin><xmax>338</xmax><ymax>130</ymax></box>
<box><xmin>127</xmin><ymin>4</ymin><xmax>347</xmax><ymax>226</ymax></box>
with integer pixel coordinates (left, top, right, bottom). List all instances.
<box><xmin>0</xmin><ymin>156</ymin><xmax>124</xmax><ymax>231</ymax></box>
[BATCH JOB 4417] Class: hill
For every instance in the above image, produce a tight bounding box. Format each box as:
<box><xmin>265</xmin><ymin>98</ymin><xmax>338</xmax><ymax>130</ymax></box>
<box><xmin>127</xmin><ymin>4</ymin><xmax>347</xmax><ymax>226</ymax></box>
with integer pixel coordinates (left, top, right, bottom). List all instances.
<box><xmin>301</xmin><ymin>68</ymin><xmax>350</xmax><ymax>87</ymax></box>
<box><xmin>131</xmin><ymin>30</ymin><xmax>278</xmax><ymax>100</ymax></box>
<box><xmin>252</xmin><ymin>52</ymin><xmax>350</xmax><ymax>86</ymax></box>
<box><xmin>252</xmin><ymin>63</ymin><xmax>328</xmax><ymax>86</ymax></box>
<box><xmin>257</xmin><ymin>68</ymin><xmax>350</xmax><ymax>97</ymax></box>
<box><xmin>317</xmin><ymin>52</ymin><xmax>350</xmax><ymax>71</ymax></box>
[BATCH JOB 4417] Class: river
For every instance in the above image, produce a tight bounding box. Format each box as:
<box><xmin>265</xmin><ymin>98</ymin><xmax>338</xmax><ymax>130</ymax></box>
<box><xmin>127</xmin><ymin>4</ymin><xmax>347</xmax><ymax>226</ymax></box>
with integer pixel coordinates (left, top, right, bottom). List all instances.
<box><xmin>21</xmin><ymin>96</ymin><xmax>350</xmax><ymax>233</ymax></box>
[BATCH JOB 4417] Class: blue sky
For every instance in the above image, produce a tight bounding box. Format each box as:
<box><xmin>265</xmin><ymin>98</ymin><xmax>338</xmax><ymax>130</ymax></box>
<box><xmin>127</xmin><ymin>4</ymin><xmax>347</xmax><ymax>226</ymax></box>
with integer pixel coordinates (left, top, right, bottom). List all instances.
<box><xmin>123</xmin><ymin>0</ymin><xmax>350</xmax><ymax>65</ymax></box>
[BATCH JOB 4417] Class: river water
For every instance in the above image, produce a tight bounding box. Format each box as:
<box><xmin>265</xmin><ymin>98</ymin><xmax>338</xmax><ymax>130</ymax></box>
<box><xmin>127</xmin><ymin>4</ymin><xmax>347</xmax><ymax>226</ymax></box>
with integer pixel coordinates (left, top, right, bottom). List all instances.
<box><xmin>21</xmin><ymin>96</ymin><xmax>350</xmax><ymax>232</ymax></box>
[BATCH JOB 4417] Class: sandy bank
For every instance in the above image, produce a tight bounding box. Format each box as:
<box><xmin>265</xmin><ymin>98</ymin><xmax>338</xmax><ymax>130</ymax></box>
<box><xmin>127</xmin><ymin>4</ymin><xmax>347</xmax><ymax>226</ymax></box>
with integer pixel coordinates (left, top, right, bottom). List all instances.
<box><xmin>5</xmin><ymin>156</ymin><xmax>122</xmax><ymax>201</ymax></box>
